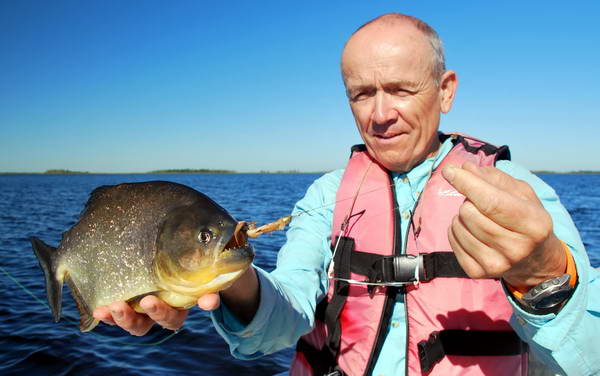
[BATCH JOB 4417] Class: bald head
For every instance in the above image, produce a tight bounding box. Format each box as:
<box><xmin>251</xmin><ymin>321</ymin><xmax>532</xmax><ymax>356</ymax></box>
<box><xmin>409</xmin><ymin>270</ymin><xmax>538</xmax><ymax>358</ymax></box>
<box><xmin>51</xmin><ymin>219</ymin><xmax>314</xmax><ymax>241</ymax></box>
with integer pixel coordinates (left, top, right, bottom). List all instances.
<box><xmin>342</xmin><ymin>13</ymin><xmax>446</xmax><ymax>87</ymax></box>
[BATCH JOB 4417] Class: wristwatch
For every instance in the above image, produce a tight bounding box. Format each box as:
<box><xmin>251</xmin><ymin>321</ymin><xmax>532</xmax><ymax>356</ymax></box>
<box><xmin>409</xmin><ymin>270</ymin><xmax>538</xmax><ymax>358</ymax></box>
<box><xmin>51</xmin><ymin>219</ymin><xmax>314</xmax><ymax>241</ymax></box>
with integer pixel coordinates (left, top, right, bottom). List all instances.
<box><xmin>519</xmin><ymin>274</ymin><xmax>574</xmax><ymax>314</ymax></box>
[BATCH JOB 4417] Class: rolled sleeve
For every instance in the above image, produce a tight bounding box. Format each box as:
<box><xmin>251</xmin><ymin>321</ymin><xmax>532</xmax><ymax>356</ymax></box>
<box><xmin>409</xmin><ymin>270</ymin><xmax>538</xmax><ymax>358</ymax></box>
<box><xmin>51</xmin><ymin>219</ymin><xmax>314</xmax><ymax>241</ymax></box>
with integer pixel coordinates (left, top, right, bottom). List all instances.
<box><xmin>210</xmin><ymin>170</ymin><xmax>342</xmax><ymax>359</ymax></box>
<box><xmin>211</xmin><ymin>267</ymin><xmax>289</xmax><ymax>359</ymax></box>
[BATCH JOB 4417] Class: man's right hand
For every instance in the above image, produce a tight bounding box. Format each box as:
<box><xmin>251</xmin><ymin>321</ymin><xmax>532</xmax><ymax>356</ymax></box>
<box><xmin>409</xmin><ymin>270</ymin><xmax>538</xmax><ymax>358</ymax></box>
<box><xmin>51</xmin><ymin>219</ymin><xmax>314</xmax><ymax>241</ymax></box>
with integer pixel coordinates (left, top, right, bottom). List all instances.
<box><xmin>92</xmin><ymin>294</ymin><xmax>222</xmax><ymax>336</ymax></box>
<box><xmin>92</xmin><ymin>266</ymin><xmax>258</xmax><ymax>336</ymax></box>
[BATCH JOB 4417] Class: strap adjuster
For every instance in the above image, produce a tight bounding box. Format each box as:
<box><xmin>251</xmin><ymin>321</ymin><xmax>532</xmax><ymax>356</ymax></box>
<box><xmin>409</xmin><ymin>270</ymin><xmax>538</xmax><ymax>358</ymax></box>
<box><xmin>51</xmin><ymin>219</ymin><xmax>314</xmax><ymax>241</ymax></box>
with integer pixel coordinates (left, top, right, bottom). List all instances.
<box><xmin>418</xmin><ymin>331</ymin><xmax>445</xmax><ymax>373</ymax></box>
<box><xmin>417</xmin><ymin>329</ymin><xmax>527</xmax><ymax>373</ymax></box>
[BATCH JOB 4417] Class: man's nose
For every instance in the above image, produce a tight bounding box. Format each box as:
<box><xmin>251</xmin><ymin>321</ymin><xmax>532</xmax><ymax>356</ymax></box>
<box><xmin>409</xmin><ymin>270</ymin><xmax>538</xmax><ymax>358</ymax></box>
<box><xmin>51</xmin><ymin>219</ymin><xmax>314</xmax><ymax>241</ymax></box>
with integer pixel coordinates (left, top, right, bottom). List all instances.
<box><xmin>373</xmin><ymin>91</ymin><xmax>398</xmax><ymax>126</ymax></box>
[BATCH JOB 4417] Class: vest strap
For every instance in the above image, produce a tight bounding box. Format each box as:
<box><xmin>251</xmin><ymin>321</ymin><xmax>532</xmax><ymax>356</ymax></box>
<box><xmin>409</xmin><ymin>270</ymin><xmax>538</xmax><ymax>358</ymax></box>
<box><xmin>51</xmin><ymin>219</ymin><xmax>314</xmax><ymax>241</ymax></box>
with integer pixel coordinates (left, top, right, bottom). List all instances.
<box><xmin>325</xmin><ymin>236</ymin><xmax>354</xmax><ymax>354</ymax></box>
<box><xmin>296</xmin><ymin>337</ymin><xmax>341</xmax><ymax>376</ymax></box>
<box><xmin>350</xmin><ymin>250</ymin><xmax>468</xmax><ymax>283</ymax></box>
<box><xmin>417</xmin><ymin>330</ymin><xmax>528</xmax><ymax>373</ymax></box>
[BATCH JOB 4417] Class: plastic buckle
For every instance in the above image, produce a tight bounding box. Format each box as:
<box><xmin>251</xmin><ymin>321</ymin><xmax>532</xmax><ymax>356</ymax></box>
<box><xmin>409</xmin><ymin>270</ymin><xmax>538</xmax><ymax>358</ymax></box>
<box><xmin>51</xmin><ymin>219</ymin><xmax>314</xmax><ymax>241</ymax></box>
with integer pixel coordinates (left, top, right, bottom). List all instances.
<box><xmin>417</xmin><ymin>331</ymin><xmax>444</xmax><ymax>373</ymax></box>
<box><xmin>392</xmin><ymin>254</ymin><xmax>424</xmax><ymax>284</ymax></box>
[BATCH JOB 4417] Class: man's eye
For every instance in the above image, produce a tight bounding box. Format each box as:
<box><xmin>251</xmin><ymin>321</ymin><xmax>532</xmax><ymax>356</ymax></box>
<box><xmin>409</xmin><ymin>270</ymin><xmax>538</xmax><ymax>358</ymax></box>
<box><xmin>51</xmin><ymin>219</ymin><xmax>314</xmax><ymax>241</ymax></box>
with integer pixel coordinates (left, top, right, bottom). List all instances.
<box><xmin>390</xmin><ymin>87</ymin><xmax>412</xmax><ymax>96</ymax></box>
<box><xmin>351</xmin><ymin>92</ymin><xmax>369</xmax><ymax>102</ymax></box>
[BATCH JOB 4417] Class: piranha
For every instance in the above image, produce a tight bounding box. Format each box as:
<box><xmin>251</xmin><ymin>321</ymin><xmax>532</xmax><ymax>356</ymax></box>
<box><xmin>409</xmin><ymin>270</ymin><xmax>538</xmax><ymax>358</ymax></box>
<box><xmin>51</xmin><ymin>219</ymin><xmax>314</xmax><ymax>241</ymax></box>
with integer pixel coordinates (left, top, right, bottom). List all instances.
<box><xmin>30</xmin><ymin>181</ymin><xmax>254</xmax><ymax>332</ymax></box>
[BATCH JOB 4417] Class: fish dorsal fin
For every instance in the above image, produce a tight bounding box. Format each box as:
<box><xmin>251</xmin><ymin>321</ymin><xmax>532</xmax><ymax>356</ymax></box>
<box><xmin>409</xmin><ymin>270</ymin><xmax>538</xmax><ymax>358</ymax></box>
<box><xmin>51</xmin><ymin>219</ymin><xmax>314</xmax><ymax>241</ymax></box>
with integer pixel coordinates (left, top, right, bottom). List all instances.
<box><xmin>79</xmin><ymin>185</ymin><xmax>114</xmax><ymax>218</ymax></box>
<box><xmin>64</xmin><ymin>274</ymin><xmax>99</xmax><ymax>332</ymax></box>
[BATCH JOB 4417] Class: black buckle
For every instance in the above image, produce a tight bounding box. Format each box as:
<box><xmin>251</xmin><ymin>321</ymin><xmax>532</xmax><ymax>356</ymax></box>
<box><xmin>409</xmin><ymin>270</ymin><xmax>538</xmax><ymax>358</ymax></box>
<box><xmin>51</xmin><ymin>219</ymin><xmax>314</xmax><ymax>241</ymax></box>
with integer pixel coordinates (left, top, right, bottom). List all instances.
<box><xmin>417</xmin><ymin>331</ymin><xmax>445</xmax><ymax>373</ymax></box>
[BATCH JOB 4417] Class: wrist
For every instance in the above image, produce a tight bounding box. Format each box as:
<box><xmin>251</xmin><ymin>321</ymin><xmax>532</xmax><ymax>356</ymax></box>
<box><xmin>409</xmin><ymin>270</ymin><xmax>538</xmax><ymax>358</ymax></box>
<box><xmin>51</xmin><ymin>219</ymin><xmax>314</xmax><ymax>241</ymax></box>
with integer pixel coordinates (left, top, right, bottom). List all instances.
<box><xmin>505</xmin><ymin>240</ymin><xmax>577</xmax><ymax>313</ymax></box>
<box><xmin>503</xmin><ymin>234</ymin><xmax>567</xmax><ymax>291</ymax></box>
<box><xmin>220</xmin><ymin>266</ymin><xmax>259</xmax><ymax>324</ymax></box>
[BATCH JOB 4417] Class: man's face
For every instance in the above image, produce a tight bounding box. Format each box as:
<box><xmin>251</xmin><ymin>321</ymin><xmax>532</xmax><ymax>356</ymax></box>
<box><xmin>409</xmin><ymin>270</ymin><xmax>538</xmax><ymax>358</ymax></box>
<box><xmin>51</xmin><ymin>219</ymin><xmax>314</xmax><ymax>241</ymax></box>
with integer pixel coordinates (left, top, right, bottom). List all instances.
<box><xmin>342</xmin><ymin>23</ymin><xmax>453</xmax><ymax>172</ymax></box>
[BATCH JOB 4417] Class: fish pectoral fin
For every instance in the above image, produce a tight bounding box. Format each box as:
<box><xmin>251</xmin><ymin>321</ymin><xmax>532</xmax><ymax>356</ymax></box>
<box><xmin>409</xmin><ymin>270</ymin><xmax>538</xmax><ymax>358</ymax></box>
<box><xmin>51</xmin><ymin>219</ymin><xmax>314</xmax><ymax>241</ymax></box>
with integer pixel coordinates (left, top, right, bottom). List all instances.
<box><xmin>64</xmin><ymin>275</ymin><xmax>98</xmax><ymax>332</ymax></box>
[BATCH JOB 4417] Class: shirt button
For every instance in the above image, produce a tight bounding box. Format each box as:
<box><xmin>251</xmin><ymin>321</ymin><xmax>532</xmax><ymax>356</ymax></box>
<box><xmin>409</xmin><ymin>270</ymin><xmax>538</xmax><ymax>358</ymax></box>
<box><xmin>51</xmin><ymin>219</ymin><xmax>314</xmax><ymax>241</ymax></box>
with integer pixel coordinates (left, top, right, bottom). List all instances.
<box><xmin>391</xmin><ymin>321</ymin><xmax>400</xmax><ymax>328</ymax></box>
<box><xmin>401</xmin><ymin>177</ymin><xmax>409</xmax><ymax>184</ymax></box>
<box><xmin>402</xmin><ymin>211</ymin><xmax>410</xmax><ymax>220</ymax></box>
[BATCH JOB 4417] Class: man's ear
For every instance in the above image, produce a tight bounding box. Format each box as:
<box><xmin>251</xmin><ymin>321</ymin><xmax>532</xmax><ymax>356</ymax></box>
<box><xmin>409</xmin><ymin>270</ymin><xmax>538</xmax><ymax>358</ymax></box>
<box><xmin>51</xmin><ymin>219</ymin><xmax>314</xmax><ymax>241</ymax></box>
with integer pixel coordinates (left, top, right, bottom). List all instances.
<box><xmin>439</xmin><ymin>70</ymin><xmax>458</xmax><ymax>114</ymax></box>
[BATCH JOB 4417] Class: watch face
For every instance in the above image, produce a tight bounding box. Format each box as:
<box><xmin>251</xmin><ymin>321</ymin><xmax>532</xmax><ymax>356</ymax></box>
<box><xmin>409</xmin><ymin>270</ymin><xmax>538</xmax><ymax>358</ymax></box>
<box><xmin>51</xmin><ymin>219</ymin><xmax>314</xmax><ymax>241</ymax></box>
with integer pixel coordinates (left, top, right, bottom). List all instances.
<box><xmin>522</xmin><ymin>274</ymin><xmax>573</xmax><ymax>313</ymax></box>
<box><xmin>536</xmin><ymin>289</ymin><xmax>573</xmax><ymax>310</ymax></box>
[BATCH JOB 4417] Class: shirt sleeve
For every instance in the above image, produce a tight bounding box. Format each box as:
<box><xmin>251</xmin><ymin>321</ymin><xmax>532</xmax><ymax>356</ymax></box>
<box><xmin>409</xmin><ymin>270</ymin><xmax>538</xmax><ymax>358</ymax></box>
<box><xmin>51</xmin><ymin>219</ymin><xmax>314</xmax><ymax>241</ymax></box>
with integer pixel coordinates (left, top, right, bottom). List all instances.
<box><xmin>496</xmin><ymin>160</ymin><xmax>600</xmax><ymax>375</ymax></box>
<box><xmin>210</xmin><ymin>170</ymin><xmax>343</xmax><ymax>359</ymax></box>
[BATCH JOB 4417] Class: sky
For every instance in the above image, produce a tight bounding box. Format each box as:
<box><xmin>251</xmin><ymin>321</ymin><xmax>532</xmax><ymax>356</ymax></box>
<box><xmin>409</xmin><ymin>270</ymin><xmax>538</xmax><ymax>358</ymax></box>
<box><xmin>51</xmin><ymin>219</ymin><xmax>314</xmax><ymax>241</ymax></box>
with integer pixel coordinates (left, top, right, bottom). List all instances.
<box><xmin>1</xmin><ymin>1</ymin><xmax>599</xmax><ymax>173</ymax></box>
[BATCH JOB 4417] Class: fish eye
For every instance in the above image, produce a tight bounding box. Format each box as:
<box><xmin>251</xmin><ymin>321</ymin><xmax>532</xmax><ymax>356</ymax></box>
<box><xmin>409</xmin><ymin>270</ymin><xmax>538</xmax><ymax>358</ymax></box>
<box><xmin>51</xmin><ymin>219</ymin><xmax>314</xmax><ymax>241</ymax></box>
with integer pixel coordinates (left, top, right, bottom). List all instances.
<box><xmin>198</xmin><ymin>230</ymin><xmax>213</xmax><ymax>244</ymax></box>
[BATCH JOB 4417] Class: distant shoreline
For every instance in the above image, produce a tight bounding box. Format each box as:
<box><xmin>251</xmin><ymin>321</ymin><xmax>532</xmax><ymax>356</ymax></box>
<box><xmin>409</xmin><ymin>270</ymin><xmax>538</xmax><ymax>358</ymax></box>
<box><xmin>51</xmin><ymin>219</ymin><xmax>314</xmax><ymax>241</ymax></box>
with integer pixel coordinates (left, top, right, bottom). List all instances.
<box><xmin>0</xmin><ymin>169</ymin><xmax>598</xmax><ymax>175</ymax></box>
<box><xmin>0</xmin><ymin>169</ymin><xmax>328</xmax><ymax>175</ymax></box>
<box><xmin>531</xmin><ymin>170</ymin><xmax>600</xmax><ymax>175</ymax></box>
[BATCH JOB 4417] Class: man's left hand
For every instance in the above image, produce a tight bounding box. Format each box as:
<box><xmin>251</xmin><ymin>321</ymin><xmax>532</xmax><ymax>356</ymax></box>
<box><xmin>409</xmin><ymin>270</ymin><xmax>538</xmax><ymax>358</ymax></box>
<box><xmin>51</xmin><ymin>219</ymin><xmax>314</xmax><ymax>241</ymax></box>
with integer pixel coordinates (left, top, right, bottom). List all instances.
<box><xmin>442</xmin><ymin>162</ymin><xmax>566</xmax><ymax>290</ymax></box>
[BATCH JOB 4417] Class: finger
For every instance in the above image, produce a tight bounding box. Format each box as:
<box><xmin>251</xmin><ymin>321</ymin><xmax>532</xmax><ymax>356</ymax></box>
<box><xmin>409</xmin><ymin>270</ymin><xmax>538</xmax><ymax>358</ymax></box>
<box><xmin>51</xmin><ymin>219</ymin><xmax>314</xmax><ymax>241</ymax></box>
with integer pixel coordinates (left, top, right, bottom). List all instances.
<box><xmin>462</xmin><ymin>162</ymin><xmax>534</xmax><ymax>201</ymax></box>
<box><xmin>442</xmin><ymin>164</ymin><xmax>530</xmax><ymax>231</ymax></box>
<box><xmin>458</xmin><ymin>200</ymin><xmax>530</xmax><ymax>264</ymax></box>
<box><xmin>451</xmin><ymin>213</ymin><xmax>511</xmax><ymax>277</ymax></box>
<box><xmin>198</xmin><ymin>293</ymin><xmax>221</xmax><ymax>311</ymax></box>
<box><xmin>140</xmin><ymin>296</ymin><xmax>187</xmax><ymax>331</ymax></box>
<box><xmin>448</xmin><ymin>218</ymin><xmax>486</xmax><ymax>278</ymax></box>
<box><xmin>92</xmin><ymin>306</ymin><xmax>116</xmax><ymax>326</ymax></box>
<box><xmin>109</xmin><ymin>301</ymin><xmax>154</xmax><ymax>336</ymax></box>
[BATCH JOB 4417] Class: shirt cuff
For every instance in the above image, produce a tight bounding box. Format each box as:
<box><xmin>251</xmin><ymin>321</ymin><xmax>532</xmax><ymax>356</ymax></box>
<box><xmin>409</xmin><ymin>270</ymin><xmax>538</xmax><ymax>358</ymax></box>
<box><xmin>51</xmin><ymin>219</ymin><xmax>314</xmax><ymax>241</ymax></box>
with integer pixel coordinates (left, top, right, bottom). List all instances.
<box><xmin>506</xmin><ymin>244</ymin><xmax>588</xmax><ymax>351</ymax></box>
<box><xmin>210</xmin><ymin>265</ymin><xmax>275</xmax><ymax>344</ymax></box>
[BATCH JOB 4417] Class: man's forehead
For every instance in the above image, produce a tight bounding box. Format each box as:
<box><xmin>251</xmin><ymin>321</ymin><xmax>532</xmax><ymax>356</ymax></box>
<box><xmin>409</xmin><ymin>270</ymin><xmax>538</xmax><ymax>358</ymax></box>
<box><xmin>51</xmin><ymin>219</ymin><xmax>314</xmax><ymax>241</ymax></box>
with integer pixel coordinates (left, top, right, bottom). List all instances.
<box><xmin>342</xmin><ymin>22</ymin><xmax>432</xmax><ymax>80</ymax></box>
<box><xmin>342</xmin><ymin>44</ymin><xmax>429</xmax><ymax>88</ymax></box>
<box><xmin>344</xmin><ymin>72</ymin><xmax>420</xmax><ymax>91</ymax></box>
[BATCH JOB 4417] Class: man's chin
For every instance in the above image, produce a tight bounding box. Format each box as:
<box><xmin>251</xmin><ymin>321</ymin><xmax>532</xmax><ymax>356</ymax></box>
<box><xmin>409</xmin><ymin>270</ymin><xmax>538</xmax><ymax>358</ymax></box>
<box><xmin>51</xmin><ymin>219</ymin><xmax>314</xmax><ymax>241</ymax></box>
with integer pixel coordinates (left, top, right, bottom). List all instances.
<box><xmin>367</xmin><ymin>149</ymin><xmax>413</xmax><ymax>173</ymax></box>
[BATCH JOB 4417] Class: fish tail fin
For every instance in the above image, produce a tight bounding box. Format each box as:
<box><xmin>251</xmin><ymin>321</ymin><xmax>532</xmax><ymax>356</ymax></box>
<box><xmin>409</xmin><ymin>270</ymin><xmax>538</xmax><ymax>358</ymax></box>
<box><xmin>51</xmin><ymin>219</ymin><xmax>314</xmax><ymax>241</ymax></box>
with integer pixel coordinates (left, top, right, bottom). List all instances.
<box><xmin>30</xmin><ymin>237</ymin><xmax>63</xmax><ymax>323</ymax></box>
<box><xmin>65</xmin><ymin>275</ymin><xmax>98</xmax><ymax>332</ymax></box>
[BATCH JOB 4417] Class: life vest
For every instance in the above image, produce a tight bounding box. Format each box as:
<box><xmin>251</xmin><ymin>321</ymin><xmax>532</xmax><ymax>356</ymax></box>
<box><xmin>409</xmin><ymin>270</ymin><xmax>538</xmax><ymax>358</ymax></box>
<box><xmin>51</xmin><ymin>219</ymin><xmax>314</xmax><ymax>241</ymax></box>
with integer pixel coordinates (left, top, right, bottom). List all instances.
<box><xmin>290</xmin><ymin>133</ymin><xmax>528</xmax><ymax>376</ymax></box>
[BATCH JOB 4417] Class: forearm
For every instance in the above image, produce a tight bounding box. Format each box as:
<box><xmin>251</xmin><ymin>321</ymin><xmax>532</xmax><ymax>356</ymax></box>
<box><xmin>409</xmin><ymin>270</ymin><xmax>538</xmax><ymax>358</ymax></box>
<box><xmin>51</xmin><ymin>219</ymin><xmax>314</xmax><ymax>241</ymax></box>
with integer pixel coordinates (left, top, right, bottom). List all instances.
<box><xmin>210</xmin><ymin>171</ymin><xmax>339</xmax><ymax>358</ymax></box>
<box><xmin>211</xmin><ymin>265</ymin><xmax>326</xmax><ymax>358</ymax></box>
<box><xmin>220</xmin><ymin>267</ymin><xmax>260</xmax><ymax>325</ymax></box>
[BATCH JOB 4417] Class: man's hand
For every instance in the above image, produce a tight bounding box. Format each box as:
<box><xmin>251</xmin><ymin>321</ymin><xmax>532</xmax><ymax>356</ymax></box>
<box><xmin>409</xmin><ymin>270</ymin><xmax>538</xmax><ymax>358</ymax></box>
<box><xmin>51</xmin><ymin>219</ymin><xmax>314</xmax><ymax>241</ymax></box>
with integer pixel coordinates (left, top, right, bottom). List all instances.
<box><xmin>92</xmin><ymin>294</ymin><xmax>222</xmax><ymax>336</ymax></box>
<box><xmin>442</xmin><ymin>162</ymin><xmax>566</xmax><ymax>290</ymax></box>
<box><xmin>92</xmin><ymin>267</ymin><xmax>258</xmax><ymax>336</ymax></box>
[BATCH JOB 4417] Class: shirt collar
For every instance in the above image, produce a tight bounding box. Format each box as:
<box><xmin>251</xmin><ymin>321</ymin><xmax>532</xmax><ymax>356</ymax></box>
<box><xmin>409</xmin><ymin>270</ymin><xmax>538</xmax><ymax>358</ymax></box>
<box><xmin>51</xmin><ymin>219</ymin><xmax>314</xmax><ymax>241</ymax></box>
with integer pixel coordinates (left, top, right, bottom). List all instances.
<box><xmin>391</xmin><ymin>133</ymin><xmax>454</xmax><ymax>188</ymax></box>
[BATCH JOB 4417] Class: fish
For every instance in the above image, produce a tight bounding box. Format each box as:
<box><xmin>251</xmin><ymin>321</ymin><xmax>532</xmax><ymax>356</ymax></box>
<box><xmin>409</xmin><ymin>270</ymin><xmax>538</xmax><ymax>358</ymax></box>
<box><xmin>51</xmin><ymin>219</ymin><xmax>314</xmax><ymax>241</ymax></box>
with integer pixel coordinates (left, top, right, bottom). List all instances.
<box><xmin>30</xmin><ymin>181</ymin><xmax>254</xmax><ymax>332</ymax></box>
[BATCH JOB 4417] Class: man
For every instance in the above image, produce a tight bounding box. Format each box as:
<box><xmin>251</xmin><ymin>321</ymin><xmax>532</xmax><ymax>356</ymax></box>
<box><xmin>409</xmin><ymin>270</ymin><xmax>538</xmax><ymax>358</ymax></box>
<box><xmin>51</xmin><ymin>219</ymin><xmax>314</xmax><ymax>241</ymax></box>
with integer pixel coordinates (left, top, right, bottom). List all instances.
<box><xmin>94</xmin><ymin>13</ymin><xmax>600</xmax><ymax>375</ymax></box>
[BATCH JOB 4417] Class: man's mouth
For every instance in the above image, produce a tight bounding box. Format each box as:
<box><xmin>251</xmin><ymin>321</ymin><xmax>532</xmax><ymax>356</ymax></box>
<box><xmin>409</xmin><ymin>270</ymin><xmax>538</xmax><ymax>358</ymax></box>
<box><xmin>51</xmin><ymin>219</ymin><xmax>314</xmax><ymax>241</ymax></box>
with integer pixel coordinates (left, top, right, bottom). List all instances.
<box><xmin>374</xmin><ymin>132</ymin><xmax>406</xmax><ymax>140</ymax></box>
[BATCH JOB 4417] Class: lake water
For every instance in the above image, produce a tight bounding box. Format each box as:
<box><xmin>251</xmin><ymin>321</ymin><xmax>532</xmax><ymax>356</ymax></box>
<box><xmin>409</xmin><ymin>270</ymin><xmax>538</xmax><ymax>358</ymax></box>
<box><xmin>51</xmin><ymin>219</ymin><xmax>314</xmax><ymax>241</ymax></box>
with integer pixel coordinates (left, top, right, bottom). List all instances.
<box><xmin>0</xmin><ymin>173</ymin><xmax>598</xmax><ymax>375</ymax></box>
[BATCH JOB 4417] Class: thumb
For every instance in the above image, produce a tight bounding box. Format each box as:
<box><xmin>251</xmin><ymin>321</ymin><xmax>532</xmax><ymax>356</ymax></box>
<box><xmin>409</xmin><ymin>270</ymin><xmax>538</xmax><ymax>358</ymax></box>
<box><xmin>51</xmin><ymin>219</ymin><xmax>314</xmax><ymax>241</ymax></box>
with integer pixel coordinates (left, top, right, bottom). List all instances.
<box><xmin>198</xmin><ymin>293</ymin><xmax>221</xmax><ymax>311</ymax></box>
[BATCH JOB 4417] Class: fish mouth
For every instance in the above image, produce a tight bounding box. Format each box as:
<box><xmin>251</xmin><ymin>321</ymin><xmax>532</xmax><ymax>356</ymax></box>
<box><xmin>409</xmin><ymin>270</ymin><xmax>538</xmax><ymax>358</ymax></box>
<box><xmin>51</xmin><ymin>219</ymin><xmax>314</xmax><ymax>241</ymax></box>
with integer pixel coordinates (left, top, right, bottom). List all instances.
<box><xmin>216</xmin><ymin>221</ymin><xmax>255</xmax><ymax>272</ymax></box>
<box><xmin>223</xmin><ymin>221</ymin><xmax>252</xmax><ymax>253</ymax></box>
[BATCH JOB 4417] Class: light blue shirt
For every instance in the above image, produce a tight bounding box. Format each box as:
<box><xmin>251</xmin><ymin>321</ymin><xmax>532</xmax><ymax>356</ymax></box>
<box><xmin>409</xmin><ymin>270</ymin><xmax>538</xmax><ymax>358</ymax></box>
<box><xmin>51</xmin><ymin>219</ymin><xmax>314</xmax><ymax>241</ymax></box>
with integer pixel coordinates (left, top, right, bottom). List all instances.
<box><xmin>211</xmin><ymin>136</ymin><xmax>600</xmax><ymax>375</ymax></box>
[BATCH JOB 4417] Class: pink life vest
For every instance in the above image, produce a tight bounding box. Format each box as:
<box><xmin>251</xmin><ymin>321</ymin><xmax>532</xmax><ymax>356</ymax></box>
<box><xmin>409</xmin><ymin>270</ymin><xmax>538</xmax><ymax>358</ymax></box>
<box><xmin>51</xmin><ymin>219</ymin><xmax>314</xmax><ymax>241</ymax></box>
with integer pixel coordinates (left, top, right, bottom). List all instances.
<box><xmin>291</xmin><ymin>134</ymin><xmax>527</xmax><ymax>376</ymax></box>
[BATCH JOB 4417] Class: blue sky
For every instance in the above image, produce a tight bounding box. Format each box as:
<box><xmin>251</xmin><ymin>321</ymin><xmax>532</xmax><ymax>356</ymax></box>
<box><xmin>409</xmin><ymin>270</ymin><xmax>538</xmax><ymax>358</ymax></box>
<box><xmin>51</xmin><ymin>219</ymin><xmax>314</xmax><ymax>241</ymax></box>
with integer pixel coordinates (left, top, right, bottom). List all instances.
<box><xmin>1</xmin><ymin>1</ymin><xmax>599</xmax><ymax>173</ymax></box>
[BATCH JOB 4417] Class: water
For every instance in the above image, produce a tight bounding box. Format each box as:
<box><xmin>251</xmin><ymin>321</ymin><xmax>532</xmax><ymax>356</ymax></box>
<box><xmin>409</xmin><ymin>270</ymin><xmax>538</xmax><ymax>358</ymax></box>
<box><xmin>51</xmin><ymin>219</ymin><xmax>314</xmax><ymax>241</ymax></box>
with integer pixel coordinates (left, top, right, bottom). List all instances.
<box><xmin>0</xmin><ymin>173</ymin><xmax>598</xmax><ymax>375</ymax></box>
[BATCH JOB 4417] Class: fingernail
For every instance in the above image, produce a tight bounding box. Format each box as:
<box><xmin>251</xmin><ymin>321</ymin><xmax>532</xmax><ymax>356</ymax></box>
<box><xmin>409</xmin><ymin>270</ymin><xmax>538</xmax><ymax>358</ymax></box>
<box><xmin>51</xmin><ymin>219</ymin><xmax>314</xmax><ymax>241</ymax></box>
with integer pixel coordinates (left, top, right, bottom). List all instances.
<box><xmin>111</xmin><ymin>309</ymin><xmax>123</xmax><ymax>319</ymax></box>
<box><xmin>443</xmin><ymin>165</ymin><xmax>456</xmax><ymax>181</ymax></box>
